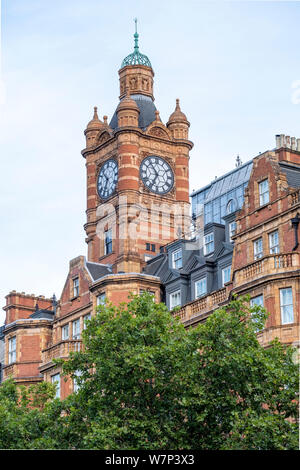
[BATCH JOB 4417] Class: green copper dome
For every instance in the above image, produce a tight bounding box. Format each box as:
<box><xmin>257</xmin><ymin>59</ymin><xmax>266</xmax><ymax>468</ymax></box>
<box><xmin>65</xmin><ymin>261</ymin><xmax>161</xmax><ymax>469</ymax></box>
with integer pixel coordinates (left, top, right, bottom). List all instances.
<box><xmin>121</xmin><ymin>19</ymin><xmax>152</xmax><ymax>69</ymax></box>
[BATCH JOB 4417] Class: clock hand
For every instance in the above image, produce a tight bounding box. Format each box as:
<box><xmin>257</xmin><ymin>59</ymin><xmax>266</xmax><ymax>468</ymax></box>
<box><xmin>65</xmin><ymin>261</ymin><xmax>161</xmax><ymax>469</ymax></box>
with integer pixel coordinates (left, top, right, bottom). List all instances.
<box><xmin>150</xmin><ymin>162</ymin><xmax>158</xmax><ymax>179</ymax></box>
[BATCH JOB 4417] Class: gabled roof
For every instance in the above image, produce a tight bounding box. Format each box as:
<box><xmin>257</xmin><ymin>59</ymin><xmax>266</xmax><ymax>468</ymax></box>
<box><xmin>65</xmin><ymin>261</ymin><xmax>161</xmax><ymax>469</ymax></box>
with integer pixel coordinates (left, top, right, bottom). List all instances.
<box><xmin>184</xmin><ymin>254</ymin><xmax>206</xmax><ymax>272</ymax></box>
<box><xmin>213</xmin><ymin>242</ymin><xmax>234</xmax><ymax>260</ymax></box>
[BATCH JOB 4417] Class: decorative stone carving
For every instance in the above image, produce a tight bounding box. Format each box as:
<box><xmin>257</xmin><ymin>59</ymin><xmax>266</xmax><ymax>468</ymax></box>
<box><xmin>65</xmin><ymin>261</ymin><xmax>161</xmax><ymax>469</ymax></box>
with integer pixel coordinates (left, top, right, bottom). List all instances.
<box><xmin>149</xmin><ymin>127</ymin><xmax>169</xmax><ymax>139</ymax></box>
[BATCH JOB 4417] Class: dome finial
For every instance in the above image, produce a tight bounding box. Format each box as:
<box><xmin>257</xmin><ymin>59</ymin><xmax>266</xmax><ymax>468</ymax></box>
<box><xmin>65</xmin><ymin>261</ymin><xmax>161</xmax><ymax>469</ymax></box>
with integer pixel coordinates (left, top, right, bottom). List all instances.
<box><xmin>121</xmin><ymin>19</ymin><xmax>152</xmax><ymax>68</ymax></box>
<box><xmin>134</xmin><ymin>18</ymin><xmax>139</xmax><ymax>52</ymax></box>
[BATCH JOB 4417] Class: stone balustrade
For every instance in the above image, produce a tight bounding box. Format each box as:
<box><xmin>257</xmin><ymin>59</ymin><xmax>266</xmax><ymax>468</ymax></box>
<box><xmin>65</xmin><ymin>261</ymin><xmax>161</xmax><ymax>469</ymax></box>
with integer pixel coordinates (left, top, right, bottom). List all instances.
<box><xmin>172</xmin><ymin>287</ymin><xmax>227</xmax><ymax>324</ymax></box>
<box><xmin>41</xmin><ymin>340</ymin><xmax>83</xmax><ymax>366</ymax></box>
<box><xmin>233</xmin><ymin>252</ymin><xmax>299</xmax><ymax>286</ymax></box>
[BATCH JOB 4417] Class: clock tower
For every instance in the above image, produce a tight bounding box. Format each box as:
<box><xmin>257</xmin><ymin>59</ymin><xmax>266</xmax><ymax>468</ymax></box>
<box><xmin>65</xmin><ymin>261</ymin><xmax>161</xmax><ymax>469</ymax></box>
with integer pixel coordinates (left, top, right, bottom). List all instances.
<box><xmin>82</xmin><ymin>23</ymin><xmax>193</xmax><ymax>274</ymax></box>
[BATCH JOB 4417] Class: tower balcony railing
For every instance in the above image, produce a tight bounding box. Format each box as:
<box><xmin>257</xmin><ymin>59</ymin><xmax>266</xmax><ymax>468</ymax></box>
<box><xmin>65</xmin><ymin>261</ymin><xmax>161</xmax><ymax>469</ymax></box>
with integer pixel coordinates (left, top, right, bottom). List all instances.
<box><xmin>233</xmin><ymin>252</ymin><xmax>299</xmax><ymax>286</ymax></box>
<box><xmin>41</xmin><ymin>340</ymin><xmax>83</xmax><ymax>367</ymax></box>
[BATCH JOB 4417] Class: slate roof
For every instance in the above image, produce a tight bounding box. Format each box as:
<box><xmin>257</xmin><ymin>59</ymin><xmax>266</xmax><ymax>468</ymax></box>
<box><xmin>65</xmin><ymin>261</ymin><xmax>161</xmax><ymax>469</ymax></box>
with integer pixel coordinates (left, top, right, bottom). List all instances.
<box><xmin>191</xmin><ymin>160</ymin><xmax>253</xmax><ymax>200</ymax></box>
<box><xmin>110</xmin><ymin>94</ymin><xmax>157</xmax><ymax>131</ymax></box>
<box><xmin>279</xmin><ymin>162</ymin><xmax>300</xmax><ymax>188</ymax></box>
<box><xmin>30</xmin><ymin>309</ymin><xmax>54</xmax><ymax>320</ymax></box>
<box><xmin>85</xmin><ymin>261</ymin><xmax>112</xmax><ymax>282</ymax></box>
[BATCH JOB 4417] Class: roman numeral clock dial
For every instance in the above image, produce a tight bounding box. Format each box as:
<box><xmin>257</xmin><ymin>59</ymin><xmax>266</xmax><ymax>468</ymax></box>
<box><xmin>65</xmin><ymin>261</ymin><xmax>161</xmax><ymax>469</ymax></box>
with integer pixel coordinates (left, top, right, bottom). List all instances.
<box><xmin>140</xmin><ymin>156</ymin><xmax>174</xmax><ymax>194</ymax></box>
<box><xmin>97</xmin><ymin>159</ymin><xmax>118</xmax><ymax>200</ymax></box>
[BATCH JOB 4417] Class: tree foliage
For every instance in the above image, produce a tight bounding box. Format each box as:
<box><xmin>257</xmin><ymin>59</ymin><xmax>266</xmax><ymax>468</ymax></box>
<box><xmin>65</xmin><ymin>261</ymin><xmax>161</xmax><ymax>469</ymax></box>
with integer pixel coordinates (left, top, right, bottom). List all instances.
<box><xmin>0</xmin><ymin>293</ymin><xmax>298</xmax><ymax>449</ymax></box>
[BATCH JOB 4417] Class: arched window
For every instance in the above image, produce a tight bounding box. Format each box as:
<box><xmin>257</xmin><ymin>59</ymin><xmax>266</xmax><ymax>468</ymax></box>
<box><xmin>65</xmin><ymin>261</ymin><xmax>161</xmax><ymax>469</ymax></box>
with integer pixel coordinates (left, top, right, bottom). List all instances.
<box><xmin>226</xmin><ymin>199</ymin><xmax>236</xmax><ymax>214</ymax></box>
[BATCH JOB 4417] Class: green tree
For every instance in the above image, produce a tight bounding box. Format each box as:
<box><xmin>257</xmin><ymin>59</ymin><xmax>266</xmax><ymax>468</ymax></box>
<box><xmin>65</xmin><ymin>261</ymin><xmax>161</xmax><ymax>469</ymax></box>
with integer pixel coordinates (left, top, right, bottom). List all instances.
<box><xmin>57</xmin><ymin>293</ymin><xmax>298</xmax><ymax>450</ymax></box>
<box><xmin>0</xmin><ymin>378</ymin><xmax>62</xmax><ymax>449</ymax></box>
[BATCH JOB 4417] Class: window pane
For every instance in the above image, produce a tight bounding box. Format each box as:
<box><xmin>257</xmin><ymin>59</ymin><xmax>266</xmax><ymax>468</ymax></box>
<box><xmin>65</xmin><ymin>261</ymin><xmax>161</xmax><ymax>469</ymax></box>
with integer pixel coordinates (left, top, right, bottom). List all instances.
<box><xmin>280</xmin><ymin>288</ymin><xmax>294</xmax><ymax>324</ymax></box>
<box><xmin>254</xmin><ymin>238</ymin><xmax>263</xmax><ymax>259</ymax></box>
<box><xmin>222</xmin><ymin>266</ymin><xmax>231</xmax><ymax>286</ymax></box>
<box><xmin>105</xmin><ymin>229</ymin><xmax>112</xmax><ymax>254</ymax></box>
<box><xmin>73</xmin><ymin>278</ymin><xmax>79</xmax><ymax>297</ymax></box>
<box><xmin>72</xmin><ymin>319</ymin><xmax>81</xmax><ymax>339</ymax></box>
<box><xmin>172</xmin><ymin>249</ymin><xmax>182</xmax><ymax>269</ymax></box>
<box><xmin>195</xmin><ymin>278</ymin><xmax>207</xmax><ymax>298</ymax></box>
<box><xmin>204</xmin><ymin>233</ymin><xmax>214</xmax><ymax>255</ymax></box>
<box><xmin>62</xmin><ymin>325</ymin><xmax>69</xmax><ymax>340</ymax></box>
<box><xmin>259</xmin><ymin>180</ymin><xmax>269</xmax><ymax>206</ymax></box>
<box><xmin>269</xmin><ymin>230</ymin><xmax>279</xmax><ymax>254</ymax></box>
<box><xmin>170</xmin><ymin>291</ymin><xmax>181</xmax><ymax>309</ymax></box>
<box><xmin>97</xmin><ymin>293</ymin><xmax>106</xmax><ymax>305</ymax></box>
<box><xmin>8</xmin><ymin>337</ymin><xmax>16</xmax><ymax>364</ymax></box>
<box><xmin>83</xmin><ymin>314</ymin><xmax>91</xmax><ymax>329</ymax></box>
<box><xmin>51</xmin><ymin>374</ymin><xmax>60</xmax><ymax>399</ymax></box>
<box><xmin>250</xmin><ymin>295</ymin><xmax>264</xmax><ymax>307</ymax></box>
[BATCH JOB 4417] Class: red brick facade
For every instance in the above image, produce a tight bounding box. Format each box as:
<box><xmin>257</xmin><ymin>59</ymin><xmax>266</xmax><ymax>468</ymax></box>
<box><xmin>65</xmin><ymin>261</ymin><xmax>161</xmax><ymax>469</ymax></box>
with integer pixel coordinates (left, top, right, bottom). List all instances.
<box><xmin>1</xmin><ymin>51</ymin><xmax>299</xmax><ymax>401</ymax></box>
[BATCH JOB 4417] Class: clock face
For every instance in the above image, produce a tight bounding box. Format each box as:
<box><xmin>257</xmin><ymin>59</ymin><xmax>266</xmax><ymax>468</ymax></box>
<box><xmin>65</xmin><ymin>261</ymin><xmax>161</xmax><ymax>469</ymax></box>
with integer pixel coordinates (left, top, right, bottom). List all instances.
<box><xmin>97</xmin><ymin>159</ymin><xmax>118</xmax><ymax>200</ymax></box>
<box><xmin>140</xmin><ymin>156</ymin><xmax>174</xmax><ymax>194</ymax></box>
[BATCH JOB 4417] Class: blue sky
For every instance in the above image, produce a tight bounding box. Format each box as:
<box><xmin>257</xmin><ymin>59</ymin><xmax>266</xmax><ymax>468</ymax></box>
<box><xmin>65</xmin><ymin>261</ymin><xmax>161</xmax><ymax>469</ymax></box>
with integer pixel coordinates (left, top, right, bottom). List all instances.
<box><xmin>0</xmin><ymin>0</ymin><xmax>299</xmax><ymax>323</ymax></box>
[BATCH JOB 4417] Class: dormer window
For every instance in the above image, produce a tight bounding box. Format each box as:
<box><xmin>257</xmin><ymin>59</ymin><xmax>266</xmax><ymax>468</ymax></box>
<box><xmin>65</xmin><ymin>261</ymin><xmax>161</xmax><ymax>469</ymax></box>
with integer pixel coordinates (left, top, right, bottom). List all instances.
<box><xmin>170</xmin><ymin>290</ymin><xmax>181</xmax><ymax>309</ymax></box>
<box><xmin>259</xmin><ymin>179</ymin><xmax>269</xmax><ymax>206</ymax></box>
<box><xmin>204</xmin><ymin>233</ymin><xmax>214</xmax><ymax>255</ymax></box>
<box><xmin>222</xmin><ymin>266</ymin><xmax>231</xmax><ymax>286</ymax></box>
<box><xmin>226</xmin><ymin>199</ymin><xmax>236</xmax><ymax>214</ymax></box>
<box><xmin>195</xmin><ymin>278</ymin><xmax>207</xmax><ymax>299</ymax></box>
<box><xmin>172</xmin><ymin>249</ymin><xmax>182</xmax><ymax>269</ymax></box>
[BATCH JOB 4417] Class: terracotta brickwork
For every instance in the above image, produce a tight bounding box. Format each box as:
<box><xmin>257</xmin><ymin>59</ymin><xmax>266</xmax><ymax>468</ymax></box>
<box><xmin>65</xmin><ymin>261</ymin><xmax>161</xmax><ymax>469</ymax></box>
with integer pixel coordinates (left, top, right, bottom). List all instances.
<box><xmin>82</xmin><ymin>58</ymin><xmax>193</xmax><ymax>275</ymax></box>
<box><xmin>3</xmin><ymin>319</ymin><xmax>52</xmax><ymax>385</ymax></box>
<box><xmin>4</xmin><ymin>292</ymin><xmax>53</xmax><ymax>325</ymax></box>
